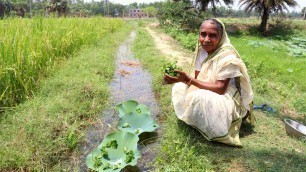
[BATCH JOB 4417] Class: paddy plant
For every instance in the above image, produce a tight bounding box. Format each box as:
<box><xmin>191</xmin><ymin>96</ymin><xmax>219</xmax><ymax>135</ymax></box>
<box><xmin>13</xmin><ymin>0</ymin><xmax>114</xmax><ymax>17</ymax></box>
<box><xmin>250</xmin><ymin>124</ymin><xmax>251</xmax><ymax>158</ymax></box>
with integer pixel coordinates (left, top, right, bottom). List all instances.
<box><xmin>0</xmin><ymin>17</ymin><xmax>123</xmax><ymax>109</ymax></box>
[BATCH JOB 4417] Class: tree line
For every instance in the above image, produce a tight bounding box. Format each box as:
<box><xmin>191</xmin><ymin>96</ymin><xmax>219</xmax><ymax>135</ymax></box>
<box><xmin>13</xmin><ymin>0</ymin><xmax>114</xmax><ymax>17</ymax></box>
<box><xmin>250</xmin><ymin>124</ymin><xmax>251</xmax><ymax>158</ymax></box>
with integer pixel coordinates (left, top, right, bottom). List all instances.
<box><xmin>159</xmin><ymin>0</ymin><xmax>305</xmax><ymax>35</ymax></box>
<box><xmin>0</xmin><ymin>0</ymin><xmax>162</xmax><ymax>18</ymax></box>
<box><xmin>1</xmin><ymin>0</ymin><xmax>305</xmax><ymax>33</ymax></box>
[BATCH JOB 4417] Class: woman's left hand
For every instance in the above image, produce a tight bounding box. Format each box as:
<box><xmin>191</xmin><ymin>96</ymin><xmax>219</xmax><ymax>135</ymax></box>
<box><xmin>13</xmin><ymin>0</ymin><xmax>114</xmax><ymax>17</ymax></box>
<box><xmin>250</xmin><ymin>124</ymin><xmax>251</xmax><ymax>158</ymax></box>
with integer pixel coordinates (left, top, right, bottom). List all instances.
<box><xmin>164</xmin><ymin>70</ymin><xmax>191</xmax><ymax>84</ymax></box>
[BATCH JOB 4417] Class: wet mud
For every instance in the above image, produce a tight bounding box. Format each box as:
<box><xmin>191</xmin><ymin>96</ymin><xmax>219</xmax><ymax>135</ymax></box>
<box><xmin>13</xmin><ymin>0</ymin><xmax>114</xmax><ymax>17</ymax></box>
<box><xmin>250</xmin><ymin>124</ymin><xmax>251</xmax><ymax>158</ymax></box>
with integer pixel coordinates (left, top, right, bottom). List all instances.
<box><xmin>80</xmin><ymin>31</ymin><xmax>161</xmax><ymax>171</ymax></box>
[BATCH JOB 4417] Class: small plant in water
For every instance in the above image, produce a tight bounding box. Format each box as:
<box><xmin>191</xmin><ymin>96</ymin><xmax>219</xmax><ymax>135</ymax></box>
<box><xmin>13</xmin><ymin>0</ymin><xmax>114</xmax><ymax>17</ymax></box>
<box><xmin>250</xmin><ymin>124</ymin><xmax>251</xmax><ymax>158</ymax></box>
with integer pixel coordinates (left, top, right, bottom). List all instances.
<box><xmin>124</xmin><ymin>147</ymin><xmax>135</xmax><ymax>163</ymax></box>
<box><xmin>105</xmin><ymin>139</ymin><xmax>118</xmax><ymax>149</ymax></box>
<box><xmin>122</xmin><ymin>123</ymin><xmax>131</xmax><ymax>128</ymax></box>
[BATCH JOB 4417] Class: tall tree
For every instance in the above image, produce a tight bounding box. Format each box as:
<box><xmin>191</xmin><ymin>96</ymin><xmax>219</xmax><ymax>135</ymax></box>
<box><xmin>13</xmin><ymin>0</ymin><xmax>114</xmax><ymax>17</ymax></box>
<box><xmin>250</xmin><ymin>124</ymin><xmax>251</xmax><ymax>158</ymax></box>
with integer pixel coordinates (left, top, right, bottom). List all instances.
<box><xmin>47</xmin><ymin>0</ymin><xmax>69</xmax><ymax>17</ymax></box>
<box><xmin>239</xmin><ymin>0</ymin><xmax>298</xmax><ymax>34</ymax></box>
<box><xmin>196</xmin><ymin>0</ymin><xmax>234</xmax><ymax>16</ymax></box>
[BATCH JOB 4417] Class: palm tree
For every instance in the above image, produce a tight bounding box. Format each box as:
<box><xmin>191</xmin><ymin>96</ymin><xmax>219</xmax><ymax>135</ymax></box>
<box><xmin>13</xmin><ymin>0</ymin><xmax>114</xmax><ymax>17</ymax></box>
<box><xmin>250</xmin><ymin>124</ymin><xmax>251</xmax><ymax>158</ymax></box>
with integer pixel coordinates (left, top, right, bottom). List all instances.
<box><xmin>47</xmin><ymin>0</ymin><xmax>69</xmax><ymax>17</ymax></box>
<box><xmin>196</xmin><ymin>0</ymin><xmax>234</xmax><ymax>15</ymax></box>
<box><xmin>239</xmin><ymin>0</ymin><xmax>298</xmax><ymax>34</ymax></box>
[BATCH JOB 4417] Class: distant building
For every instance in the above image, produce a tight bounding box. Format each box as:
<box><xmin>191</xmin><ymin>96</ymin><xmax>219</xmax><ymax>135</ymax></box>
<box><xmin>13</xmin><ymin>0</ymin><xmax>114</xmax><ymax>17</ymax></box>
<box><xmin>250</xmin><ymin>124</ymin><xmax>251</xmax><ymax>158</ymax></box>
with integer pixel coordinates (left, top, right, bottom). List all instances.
<box><xmin>128</xmin><ymin>8</ymin><xmax>148</xmax><ymax>18</ymax></box>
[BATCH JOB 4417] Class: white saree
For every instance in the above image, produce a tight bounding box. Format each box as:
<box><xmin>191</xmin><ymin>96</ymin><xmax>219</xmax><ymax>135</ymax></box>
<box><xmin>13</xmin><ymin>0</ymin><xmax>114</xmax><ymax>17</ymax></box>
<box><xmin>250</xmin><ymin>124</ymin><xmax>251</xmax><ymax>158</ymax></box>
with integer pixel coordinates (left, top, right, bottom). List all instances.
<box><xmin>172</xmin><ymin>19</ymin><xmax>253</xmax><ymax>146</ymax></box>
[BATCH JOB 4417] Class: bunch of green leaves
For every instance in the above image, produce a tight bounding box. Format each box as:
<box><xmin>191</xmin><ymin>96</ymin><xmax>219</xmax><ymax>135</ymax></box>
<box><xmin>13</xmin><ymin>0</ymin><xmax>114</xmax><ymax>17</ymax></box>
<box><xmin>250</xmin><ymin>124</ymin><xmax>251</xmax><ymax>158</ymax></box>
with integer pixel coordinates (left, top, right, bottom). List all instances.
<box><xmin>163</xmin><ymin>62</ymin><xmax>182</xmax><ymax>77</ymax></box>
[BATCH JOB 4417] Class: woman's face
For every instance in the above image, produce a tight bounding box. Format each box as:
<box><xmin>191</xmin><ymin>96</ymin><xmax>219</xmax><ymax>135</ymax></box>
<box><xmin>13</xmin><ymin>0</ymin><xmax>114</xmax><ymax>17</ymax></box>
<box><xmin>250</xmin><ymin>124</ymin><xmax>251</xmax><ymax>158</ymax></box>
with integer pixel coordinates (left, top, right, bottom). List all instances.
<box><xmin>198</xmin><ymin>22</ymin><xmax>221</xmax><ymax>54</ymax></box>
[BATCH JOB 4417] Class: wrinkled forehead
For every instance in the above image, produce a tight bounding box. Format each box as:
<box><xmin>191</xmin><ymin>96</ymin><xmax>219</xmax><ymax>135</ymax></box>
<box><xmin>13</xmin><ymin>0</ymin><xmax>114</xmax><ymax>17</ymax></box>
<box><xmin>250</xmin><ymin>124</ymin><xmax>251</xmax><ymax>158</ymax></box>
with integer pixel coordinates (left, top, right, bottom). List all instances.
<box><xmin>200</xmin><ymin>20</ymin><xmax>223</xmax><ymax>38</ymax></box>
<box><xmin>200</xmin><ymin>21</ymin><xmax>218</xmax><ymax>32</ymax></box>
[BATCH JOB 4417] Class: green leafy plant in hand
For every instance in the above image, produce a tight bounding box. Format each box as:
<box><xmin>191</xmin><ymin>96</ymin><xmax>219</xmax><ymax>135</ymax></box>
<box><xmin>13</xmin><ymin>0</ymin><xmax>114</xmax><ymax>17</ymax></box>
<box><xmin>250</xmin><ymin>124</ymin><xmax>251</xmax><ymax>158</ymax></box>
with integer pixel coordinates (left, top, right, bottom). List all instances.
<box><xmin>163</xmin><ymin>61</ymin><xmax>182</xmax><ymax>77</ymax></box>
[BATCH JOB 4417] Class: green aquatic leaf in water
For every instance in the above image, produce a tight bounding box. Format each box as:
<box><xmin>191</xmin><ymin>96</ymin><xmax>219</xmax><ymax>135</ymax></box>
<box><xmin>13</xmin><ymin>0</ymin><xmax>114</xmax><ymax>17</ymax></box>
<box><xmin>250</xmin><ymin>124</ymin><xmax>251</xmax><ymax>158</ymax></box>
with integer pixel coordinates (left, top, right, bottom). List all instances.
<box><xmin>117</xmin><ymin>112</ymin><xmax>159</xmax><ymax>135</ymax></box>
<box><xmin>116</xmin><ymin>100</ymin><xmax>151</xmax><ymax>117</ymax></box>
<box><xmin>86</xmin><ymin>130</ymin><xmax>140</xmax><ymax>172</ymax></box>
<box><xmin>116</xmin><ymin>100</ymin><xmax>138</xmax><ymax>117</ymax></box>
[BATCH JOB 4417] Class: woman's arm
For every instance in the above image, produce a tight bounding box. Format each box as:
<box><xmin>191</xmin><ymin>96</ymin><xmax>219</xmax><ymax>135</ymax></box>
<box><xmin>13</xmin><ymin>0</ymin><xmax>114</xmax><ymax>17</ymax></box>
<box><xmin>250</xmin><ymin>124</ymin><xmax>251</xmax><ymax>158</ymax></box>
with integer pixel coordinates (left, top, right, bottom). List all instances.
<box><xmin>188</xmin><ymin>77</ymin><xmax>230</xmax><ymax>95</ymax></box>
<box><xmin>164</xmin><ymin>70</ymin><xmax>230</xmax><ymax>95</ymax></box>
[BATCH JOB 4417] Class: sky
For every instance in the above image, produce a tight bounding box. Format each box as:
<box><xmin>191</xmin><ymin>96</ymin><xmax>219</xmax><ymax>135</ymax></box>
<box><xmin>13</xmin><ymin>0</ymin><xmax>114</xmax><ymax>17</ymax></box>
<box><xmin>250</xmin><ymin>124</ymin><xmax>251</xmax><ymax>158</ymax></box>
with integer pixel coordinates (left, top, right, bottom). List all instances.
<box><xmin>108</xmin><ymin>0</ymin><xmax>305</xmax><ymax>12</ymax></box>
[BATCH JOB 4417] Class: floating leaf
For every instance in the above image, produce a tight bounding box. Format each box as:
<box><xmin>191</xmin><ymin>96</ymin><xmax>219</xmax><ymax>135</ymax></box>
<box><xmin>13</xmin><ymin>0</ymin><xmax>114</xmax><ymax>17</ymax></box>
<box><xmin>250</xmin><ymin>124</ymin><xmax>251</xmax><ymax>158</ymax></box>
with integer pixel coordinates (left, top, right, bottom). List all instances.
<box><xmin>86</xmin><ymin>131</ymin><xmax>140</xmax><ymax>172</ymax></box>
<box><xmin>117</xmin><ymin>112</ymin><xmax>159</xmax><ymax>135</ymax></box>
<box><xmin>116</xmin><ymin>100</ymin><xmax>150</xmax><ymax>117</ymax></box>
<box><xmin>116</xmin><ymin>100</ymin><xmax>138</xmax><ymax>117</ymax></box>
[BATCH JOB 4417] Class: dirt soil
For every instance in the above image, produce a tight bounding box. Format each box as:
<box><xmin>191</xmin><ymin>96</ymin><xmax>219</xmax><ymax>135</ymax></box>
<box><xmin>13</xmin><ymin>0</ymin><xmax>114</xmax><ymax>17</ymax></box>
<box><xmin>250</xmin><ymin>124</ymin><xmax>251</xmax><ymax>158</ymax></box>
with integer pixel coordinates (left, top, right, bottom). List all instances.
<box><xmin>145</xmin><ymin>23</ymin><xmax>194</xmax><ymax>69</ymax></box>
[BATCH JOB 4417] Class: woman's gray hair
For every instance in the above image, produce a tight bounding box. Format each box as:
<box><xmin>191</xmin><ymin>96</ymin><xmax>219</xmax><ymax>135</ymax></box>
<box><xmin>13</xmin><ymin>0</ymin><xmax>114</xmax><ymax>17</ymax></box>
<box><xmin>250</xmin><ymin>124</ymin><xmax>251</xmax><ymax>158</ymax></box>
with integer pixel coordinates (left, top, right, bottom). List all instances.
<box><xmin>200</xmin><ymin>19</ymin><xmax>223</xmax><ymax>39</ymax></box>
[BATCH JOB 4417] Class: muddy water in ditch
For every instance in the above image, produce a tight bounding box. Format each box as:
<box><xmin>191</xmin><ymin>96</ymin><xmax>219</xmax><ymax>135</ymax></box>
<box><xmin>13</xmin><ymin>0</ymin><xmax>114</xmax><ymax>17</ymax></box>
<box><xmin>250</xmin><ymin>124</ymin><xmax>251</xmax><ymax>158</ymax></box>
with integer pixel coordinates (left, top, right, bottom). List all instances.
<box><xmin>80</xmin><ymin>31</ymin><xmax>161</xmax><ymax>171</ymax></box>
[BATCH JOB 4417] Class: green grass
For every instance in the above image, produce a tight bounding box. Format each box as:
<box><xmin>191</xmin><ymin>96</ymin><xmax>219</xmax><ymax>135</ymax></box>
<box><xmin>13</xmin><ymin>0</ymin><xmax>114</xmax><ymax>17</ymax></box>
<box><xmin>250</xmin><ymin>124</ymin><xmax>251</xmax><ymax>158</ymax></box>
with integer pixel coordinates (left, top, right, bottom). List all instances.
<box><xmin>132</xmin><ymin>21</ymin><xmax>306</xmax><ymax>171</ymax></box>
<box><xmin>231</xmin><ymin>35</ymin><xmax>306</xmax><ymax>116</ymax></box>
<box><xmin>0</xmin><ymin>20</ymin><xmax>132</xmax><ymax>171</ymax></box>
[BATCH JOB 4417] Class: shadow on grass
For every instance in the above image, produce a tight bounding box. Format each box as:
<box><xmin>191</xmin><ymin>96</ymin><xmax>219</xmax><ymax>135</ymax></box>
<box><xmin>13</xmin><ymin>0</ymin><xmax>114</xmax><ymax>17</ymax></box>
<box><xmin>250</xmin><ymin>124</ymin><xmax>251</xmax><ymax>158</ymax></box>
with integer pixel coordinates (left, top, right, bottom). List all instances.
<box><xmin>176</xmin><ymin>119</ymin><xmax>305</xmax><ymax>171</ymax></box>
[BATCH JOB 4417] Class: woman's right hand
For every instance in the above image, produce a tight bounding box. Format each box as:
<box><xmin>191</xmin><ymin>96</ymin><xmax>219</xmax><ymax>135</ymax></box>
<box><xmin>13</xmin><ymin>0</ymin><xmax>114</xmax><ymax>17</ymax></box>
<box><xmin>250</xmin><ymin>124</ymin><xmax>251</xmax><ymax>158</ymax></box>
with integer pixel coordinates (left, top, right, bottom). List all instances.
<box><xmin>164</xmin><ymin>70</ymin><xmax>191</xmax><ymax>84</ymax></box>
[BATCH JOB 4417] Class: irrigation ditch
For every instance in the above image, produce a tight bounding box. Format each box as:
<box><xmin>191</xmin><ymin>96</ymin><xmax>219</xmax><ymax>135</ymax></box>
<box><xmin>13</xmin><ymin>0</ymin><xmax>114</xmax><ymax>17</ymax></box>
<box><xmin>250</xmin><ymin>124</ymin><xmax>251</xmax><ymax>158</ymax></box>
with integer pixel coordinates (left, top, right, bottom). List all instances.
<box><xmin>80</xmin><ymin>31</ymin><xmax>162</xmax><ymax>171</ymax></box>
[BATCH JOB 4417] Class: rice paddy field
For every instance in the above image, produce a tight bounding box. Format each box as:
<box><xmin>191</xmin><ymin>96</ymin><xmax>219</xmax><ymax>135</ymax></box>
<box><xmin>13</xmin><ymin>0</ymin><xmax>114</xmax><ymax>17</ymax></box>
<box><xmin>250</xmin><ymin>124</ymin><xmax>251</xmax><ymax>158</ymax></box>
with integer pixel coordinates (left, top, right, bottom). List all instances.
<box><xmin>0</xmin><ymin>17</ymin><xmax>123</xmax><ymax>109</ymax></box>
<box><xmin>0</xmin><ymin>17</ymin><xmax>305</xmax><ymax>171</ymax></box>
